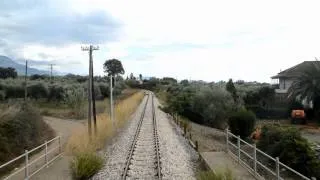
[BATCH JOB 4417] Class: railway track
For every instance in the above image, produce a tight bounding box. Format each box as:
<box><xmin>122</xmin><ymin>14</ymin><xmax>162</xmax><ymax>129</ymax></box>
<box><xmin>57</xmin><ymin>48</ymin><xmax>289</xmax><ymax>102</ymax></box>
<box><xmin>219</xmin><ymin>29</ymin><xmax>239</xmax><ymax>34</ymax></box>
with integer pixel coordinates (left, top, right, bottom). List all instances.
<box><xmin>122</xmin><ymin>93</ymin><xmax>162</xmax><ymax>180</ymax></box>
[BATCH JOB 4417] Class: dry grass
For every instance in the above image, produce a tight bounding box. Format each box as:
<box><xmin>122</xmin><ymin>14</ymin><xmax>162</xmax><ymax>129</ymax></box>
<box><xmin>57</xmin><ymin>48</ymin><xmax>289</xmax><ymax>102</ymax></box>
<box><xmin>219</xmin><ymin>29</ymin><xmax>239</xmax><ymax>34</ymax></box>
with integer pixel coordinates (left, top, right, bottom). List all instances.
<box><xmin>65</xmin><ymin>91</ymin><xmax>144</xmax><ymax>155</ymax></box>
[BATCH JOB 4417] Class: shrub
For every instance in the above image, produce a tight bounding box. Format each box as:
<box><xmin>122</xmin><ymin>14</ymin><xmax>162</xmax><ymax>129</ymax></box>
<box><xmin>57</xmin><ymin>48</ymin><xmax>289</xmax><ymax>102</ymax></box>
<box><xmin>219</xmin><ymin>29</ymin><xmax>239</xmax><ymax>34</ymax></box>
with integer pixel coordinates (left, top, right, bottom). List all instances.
<box><xmin>0</xmin><ymin>90</ymin><xmax>5</xmax><ymax>101</ymax></box>
<box><xmin>4</xmin><ymin>85</ymin><xmax>24</xmax><ymax>99</ymax></box>
<box><xmin>27</xmin><ymin>83</ymin><xmax>49</xmax><ymax>99</ymax></box>
<box><xmin>70</xmin><ymin>152</ymin><xmax>103</xmax><ymax>180</ymax></box>
<box><xmin>192</xmin><ymin>86</ymin><xmax>235</xmax><ymax>129</ymax></box>
<box><xmin>0</xmin><ymin>102</ymin><xmax>55</xmax><ymax>174</ymax></box>
<box><xmin>228</xmin><ymin>109</ymin><xmax>256</xmax><ymax>139</ymax></box>
<box><xmin>98</xmin><ymin>83</ymin><xmax>109</xmax><ymax>98</ymax></box>
<box><xmin>63</xmin><ymin>88</ymin><xmax>86</xmax><ymax>118</ymax></box>
<box><xmin>257</xmin><ymin>125</ymin><xmax>320</xmax><ymax>178</ymax></box>
<box><xmin>48</xmin><ymin>84</ymin><xmax>64</xmax><ymax>101</ymax></box>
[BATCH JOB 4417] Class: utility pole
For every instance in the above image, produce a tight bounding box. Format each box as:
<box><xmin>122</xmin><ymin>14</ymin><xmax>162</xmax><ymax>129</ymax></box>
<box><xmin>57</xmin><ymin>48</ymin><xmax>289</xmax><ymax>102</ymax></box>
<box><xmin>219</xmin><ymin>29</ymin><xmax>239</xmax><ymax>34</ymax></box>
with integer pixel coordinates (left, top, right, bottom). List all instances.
<box><xmin>24</xmin><ymin>60</ymin><xmax>28</xmax><ymax>101</ymax></box>
<box><xmin>82</xmin><ymin>45</ymin><xmax>99</xmax><ymax>137</ymax></box>
<box><xmin>49</xmin><ymin>64</ymin><xmax>56</xmax><ymax>82</ymax></box>
<box><xmin>110</xmin><ymin>75</ymin><xmax>114</xmax><ymax>129</ymax></box>
<box><xmin>90</xmin><ymin>50</ymin><xmax>97</xmax><ymax>135</ymax></box>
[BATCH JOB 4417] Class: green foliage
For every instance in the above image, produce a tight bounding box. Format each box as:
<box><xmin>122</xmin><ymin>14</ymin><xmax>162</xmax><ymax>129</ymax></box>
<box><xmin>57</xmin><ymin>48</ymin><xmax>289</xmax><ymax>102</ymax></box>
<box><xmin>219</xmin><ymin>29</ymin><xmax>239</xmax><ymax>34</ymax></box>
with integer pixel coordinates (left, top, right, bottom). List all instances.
<box><xmin>197</xmin><ymin>168</ymin><xmax>234</xmax><ymax>180</ymax></box>
<box><xmin>4</xmin><ymin>84</ymin><xmax>25</xmax><ymax>99</ymax></box>
<box><xmin>228</xmin><ymin>109</ymin><xmax>256</xmax><ymax>139</ymax></box>
<box><xmin>27</xmin><ymin>83</ymin><xmax>49</xmax><ymax>99</ymax></box>
<box><xmin>70</xmin><ymin>152</ymin><xmax>103</xmax><ymax>180</ymax></box>
<box><xmin>0</xmin><ymin>67</ymin><xmax>17</xmax><ymax>79</ymax></box>
<box><xmin>192</xmin><ymin>86</ymin><xmax>235</xmax><ymax>129</ymax></box>
<box><xmin>0</xmin><ymin>102</ymin><xmax>54</xmax><ymax>174</ymax></box>
<box><xmin>0</xmin><ymin>90</ymin><xmax>5</xmax><ymax>101</ymax></box>
<box><xmin>226</xmin><ymin>78</ymin><xmax>237</xmax><ymax>101</ymax></box>
<box><xmin>48</xmin><ymin>84</ymin><xmax>64</xmax><ymax>101</ymax></box>
<box><xmin>98</xmin><ymin>83</ymin><xmax>109</xmax><ymax>98</ymax></box>
<box><xmin>103</xmin><ymin>59</ymin><xmax>125</xmax><ymax>76</ymax></box>
<box><xmin>257</xmin><ymin>125</ymin><xmax>320</xmax><ymax>178</ymax></box>
<box><xmin>63</xmin><ymin>88</ymin><xmax>86</xmax><ymax>118</ymax></box>
<box><xmin>288</xmin><ymin>62</ymin><xmax>320</xmax><ymax>120</ymax></box>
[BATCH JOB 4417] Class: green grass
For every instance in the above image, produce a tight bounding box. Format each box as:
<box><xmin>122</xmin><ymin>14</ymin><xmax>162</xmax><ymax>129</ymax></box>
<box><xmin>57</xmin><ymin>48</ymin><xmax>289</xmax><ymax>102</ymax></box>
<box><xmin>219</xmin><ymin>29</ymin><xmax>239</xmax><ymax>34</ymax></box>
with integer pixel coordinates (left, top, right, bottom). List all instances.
<box><xmin>70</xmin><ymin>152</ymin><xmax>103</xmax><ymax>180</ymax></box>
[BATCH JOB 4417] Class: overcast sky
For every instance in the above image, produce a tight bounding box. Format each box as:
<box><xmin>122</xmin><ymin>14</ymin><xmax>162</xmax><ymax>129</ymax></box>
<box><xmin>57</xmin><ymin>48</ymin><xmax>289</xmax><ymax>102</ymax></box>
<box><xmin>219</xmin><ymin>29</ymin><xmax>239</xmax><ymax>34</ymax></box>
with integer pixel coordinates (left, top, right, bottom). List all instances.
<box><xmin>1</xmin><ymin>0</ymin><xmax>320</xmax><ymax>82</ymax></box>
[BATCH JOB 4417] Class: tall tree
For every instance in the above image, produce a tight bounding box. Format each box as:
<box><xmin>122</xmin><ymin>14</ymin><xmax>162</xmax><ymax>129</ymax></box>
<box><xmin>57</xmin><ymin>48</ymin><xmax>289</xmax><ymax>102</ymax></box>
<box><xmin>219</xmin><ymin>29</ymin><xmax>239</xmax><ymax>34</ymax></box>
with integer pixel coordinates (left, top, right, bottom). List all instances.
<box><xmin>103</xmin><ymin>59</ymin><xmax>125</xmax><ymax>76</ymax></box>
<box><xmin>288</xmin><ymin>62</ymin><xmax>320</xmax><ymax>118</ymax></box>
<box><xmin>139</xmin><ymin>74</ymin><xmax>142</xmax><ymax>80</ymax></box>
<box><xmin>226</xmin><ymin>78</ymin><xmax>237</xmax><ymax>102</ymax></box>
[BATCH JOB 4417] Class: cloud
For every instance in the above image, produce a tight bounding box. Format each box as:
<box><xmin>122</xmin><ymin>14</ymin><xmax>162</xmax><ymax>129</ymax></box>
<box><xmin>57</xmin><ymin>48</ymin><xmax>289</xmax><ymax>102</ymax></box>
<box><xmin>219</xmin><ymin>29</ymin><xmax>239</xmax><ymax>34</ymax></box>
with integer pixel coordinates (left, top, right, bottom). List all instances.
<box><xmin>1</xmin><ymin>0</ymin><xmax>320</xmax><ymax>82</ymax></box>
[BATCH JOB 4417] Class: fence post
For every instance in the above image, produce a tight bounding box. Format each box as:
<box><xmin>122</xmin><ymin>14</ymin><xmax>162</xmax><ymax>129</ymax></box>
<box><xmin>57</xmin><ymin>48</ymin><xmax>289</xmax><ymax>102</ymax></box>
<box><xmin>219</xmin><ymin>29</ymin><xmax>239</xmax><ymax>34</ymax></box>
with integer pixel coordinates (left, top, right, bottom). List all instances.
<box><xmin>253</xmin><ymin>144</ymin><xmax>257</xmax><ymax>177</ymax></box>
<box><xmin>58</xmin><ymin>136</ymin><xmax>61</xmax><ymax>154</ymax></box>
<box><xmin>237</xmin><ymin>135</ymin><xmax>240</xmax><ymax>163</ymax></box>
<box><xmin>45</xmin><ymin>141</ymin><xmax>48</xmax><ymax>167</ymax></box>
<box><xmin>226</xmin><ymin>128</ymin><xmax>229</xmax><ymax>152</ymax></box>
<box><xmin>276</xmin><ymin>157</ymin><xmax>280</xmax><ymax>180</ymax></box>
<box><xmin>25</xmin><ymin>150</ymin><xmax>29</xmax><ymax>180</ymax></box>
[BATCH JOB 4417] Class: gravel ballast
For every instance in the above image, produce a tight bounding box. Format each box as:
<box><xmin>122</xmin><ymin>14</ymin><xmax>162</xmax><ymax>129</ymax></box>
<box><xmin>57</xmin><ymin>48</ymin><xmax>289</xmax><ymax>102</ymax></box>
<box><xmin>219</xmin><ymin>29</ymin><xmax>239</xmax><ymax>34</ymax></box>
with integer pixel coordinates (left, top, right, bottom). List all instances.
<box><xmin>93</xmin><ymin>94</ymin><xmax>198</xmax><ymax>179</ymax></box>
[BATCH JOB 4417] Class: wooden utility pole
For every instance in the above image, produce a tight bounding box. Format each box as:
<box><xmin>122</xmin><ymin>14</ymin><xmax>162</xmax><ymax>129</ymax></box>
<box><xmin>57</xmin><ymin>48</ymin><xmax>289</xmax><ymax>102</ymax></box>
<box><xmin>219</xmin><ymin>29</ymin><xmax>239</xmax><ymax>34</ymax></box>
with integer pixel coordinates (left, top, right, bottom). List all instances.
<box><xmin>82</xmin><ymin>45</ymin><xmax>99</xmax><ymax>136</ymax></box>
<box><xmin>24</xmin><ymin>60</ymin><xmax>28</xmax><ymax>101</ymax></box>
<box><xmin>110</xmin><ymin>75</ymin><xmax>114</xmax><ymax>129</ymax></box>
<box><xmin>90</xmin><ymin>50</ymin><xmax>97</xmax><ymax>135</ymax></box>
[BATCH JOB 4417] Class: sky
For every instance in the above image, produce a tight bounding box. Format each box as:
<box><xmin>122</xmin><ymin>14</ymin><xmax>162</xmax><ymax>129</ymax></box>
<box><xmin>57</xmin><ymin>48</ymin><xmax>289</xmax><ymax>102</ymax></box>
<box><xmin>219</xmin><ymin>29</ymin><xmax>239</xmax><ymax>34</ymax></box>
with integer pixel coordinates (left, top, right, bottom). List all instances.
<box><xmin>1</xmin><ymin>0</ymin><xmax>320</xmax><ymax>82</ymax></box>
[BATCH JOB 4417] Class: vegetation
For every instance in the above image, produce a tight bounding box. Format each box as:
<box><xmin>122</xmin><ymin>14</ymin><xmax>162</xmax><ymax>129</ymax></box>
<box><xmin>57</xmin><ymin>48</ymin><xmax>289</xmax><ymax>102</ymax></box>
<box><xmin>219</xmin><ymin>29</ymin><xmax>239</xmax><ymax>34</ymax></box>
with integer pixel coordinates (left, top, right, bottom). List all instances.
<box><xmin>70</xmin><ymin>152</ymin><xmax>103</xmax><ymax>180</ymax></box>
<box><xmin>228</xmin><ymin>110</ymin><xmax>256</xmax><ymax>139</ymax></box>
<box><xmin>0</xmin><ymin>67</ymin><xmax>17</xmax><ymax>79</ymax></box>
<box><xmin>66</xmin><ymin>92</ymin><xmax>144</xmax><ymax>154</ymax></box>
<box><xmin>288</xmin><ymin>62</ymin><xmax>320</xmax><ymax>121</ymax></box>
<box><xmin>103</xmin><ymin>59</ymin><xmax>125</xmax><ymax>76</ymax></box>
<box><xmin>0</xmin><ymin>102</ymin><xmax>54</xmax><ymax>174</ymax></box>
<box><xmin>257</xmin><ymin>125</ymin><xmax>320</xmax><ymax>178</ymax></box>
<box><xmin>63</xmin><ymin>88</ymin><xmax>86</xmax><ymax>118</ymax></box>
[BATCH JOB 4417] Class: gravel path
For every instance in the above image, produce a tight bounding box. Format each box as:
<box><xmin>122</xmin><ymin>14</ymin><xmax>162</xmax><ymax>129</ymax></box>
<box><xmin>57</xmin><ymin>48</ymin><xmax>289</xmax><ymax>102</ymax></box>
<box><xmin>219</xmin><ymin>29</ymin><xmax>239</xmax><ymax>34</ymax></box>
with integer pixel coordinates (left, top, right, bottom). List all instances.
<box><xmin>154</xmin><ymin>98</ymin><xmax>198</xmax><ymax>180</ymax></box>
<box><xmin>93</xmin><ymin>94</ymin><xmax>198</xmax><ymax>180</ymax></box>
<box><xmin>93</xmin><ymin>95</ymin><xmax>148</xmax><ymax>180</ymax></box>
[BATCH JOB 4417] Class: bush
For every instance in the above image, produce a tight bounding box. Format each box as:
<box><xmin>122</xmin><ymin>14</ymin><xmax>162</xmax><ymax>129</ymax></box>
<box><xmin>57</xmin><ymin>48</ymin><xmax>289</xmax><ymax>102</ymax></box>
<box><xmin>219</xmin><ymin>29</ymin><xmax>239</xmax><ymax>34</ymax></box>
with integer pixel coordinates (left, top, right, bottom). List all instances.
<box><xmin>192</xmin><ymin>86</ymin><xmax>235</xmax><ymax>129</ymax></box>
<box><xmin>48</xmin><ymin>84</ymin><xmax>64</xmax><ymax>101</ymax></box>
<box><xmin>70</xmin><ymin>152</ymin><xmax>103</xmax><ymax>180</ymax></box>
<box><xmin>228</xmin><ymin>109</ymin><xmax>256</xmax><ymax>139</ymax></box>
<box><xmin>0</xmin><ymin>90</ymin><xmax>5</xmax><ymax>101</ymax></box>
<box><xmin>98</xmin><ymin>83</ymin><xmax>109</xmax><ymax>98</ymax></box>
<box><xmin>27</xmin><ymin>83</ymin><xmax>49</xmax><ymax>99</ymax></box>
<box><xmin>257</xmin><ymin>125</ymin><xmax>320</xmax><ymax>178</ymax></box>
<box><xmin>63</xmin><ymin>88</ymin><xmax>86</xmax><ymax>118</ymax></box>
<box><xmin>0</xmin><ymin>102</ymin><xmax>54</xmax><ymax>174</ymax></box>
<box><xmin>4</xmin><ymin>84</ymin><xmax>24</xmax><ymax>99</ymax></box>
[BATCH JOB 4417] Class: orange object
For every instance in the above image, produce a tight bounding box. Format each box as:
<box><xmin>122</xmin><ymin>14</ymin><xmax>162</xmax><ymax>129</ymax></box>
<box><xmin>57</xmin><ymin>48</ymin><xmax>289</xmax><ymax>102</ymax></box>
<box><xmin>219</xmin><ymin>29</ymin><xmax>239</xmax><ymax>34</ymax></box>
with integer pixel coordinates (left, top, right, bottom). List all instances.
<box><xmin>291</xmin><ymin>110</ymin><xmax>305</xmax><ymax>118</ymax></box>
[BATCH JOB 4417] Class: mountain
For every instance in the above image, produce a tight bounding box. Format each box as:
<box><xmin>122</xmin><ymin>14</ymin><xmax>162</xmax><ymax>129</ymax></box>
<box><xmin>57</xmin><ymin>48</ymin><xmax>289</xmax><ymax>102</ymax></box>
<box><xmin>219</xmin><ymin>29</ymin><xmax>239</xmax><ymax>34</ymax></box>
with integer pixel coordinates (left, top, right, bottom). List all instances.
<box><xmin>0</xmin><ymin>55</ymin><xmax>50</xmax><ymax>75</ymax></box>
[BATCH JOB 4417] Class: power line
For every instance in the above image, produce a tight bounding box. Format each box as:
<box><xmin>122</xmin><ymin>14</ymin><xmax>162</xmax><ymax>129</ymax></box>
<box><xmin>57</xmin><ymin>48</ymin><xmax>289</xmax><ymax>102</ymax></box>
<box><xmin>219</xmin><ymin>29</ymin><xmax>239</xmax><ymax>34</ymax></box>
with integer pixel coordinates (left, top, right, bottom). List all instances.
<box><xmin>81</xmin><ymin>45</ymin><xmax>99</xmax><ymax>136</ymax></box>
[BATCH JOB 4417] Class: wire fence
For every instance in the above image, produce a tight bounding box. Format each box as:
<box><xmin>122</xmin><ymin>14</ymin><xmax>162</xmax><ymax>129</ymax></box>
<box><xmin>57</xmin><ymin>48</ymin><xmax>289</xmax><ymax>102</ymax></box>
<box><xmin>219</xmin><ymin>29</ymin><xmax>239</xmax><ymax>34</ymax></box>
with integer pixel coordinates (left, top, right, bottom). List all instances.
<box><xmin>0</xmin><ymin>136</ymin><xmax>62</xmax><ymax>180</ymax></box>
<box><xmin>226</xmin><ymin>130</ymin><xmax>313</xmax><ymax>180</ymax></box>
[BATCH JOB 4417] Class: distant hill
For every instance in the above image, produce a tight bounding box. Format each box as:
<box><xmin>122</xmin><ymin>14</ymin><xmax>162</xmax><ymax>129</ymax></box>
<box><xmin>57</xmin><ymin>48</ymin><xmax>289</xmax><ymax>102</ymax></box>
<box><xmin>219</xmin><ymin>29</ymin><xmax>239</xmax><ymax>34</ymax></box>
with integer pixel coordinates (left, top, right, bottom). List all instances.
<box><xmin>0</xmin><ymin>55</ymin><xmax>50</xmax><ymax>75</ymax></box>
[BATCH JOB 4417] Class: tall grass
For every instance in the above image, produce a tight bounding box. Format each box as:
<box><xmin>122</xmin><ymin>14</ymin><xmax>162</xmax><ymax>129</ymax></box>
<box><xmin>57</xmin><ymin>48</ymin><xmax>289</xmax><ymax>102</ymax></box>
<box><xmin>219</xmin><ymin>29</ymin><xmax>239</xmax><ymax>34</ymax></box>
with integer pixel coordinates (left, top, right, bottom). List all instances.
<box><xmin>66</xmin><ymin>91</ymin><xmax>144</xmax><ymax>155</ymax></box>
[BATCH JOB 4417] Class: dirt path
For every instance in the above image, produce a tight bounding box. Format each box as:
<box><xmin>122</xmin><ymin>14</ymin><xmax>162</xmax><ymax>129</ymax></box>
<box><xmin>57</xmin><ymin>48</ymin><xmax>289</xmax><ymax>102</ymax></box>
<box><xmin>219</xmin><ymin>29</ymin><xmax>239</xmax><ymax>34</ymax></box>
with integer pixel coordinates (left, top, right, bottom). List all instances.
<box><xmin>30</xmin><ymin>116</ymin><xmax>84</xmax><ymax>180</ymax></box>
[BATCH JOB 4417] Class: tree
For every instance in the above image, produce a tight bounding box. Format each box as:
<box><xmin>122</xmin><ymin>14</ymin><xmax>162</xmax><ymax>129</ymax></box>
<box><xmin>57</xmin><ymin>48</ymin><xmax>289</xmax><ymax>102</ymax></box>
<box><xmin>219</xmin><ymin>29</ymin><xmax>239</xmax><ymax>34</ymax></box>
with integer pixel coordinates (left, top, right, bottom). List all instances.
<box><xmin>139</xmin><ymin>74</ymin><xmax>142</xmax><ymax>80</ymax></box>
<box><xmin>288</xmin><ymin>62</ymin><xmax>320</xmax><ymax>119</ymax></box>
<box><xmin>226</xmin><ymin>78</ymin><xmax>238</xmax><ymax>103</ymax></box>
<box><xmin>103</xmin><ymin>59</ymin><xmax>125</xmax><ymax>76</ymax></box>
<box><xmin>0</xmin><ymin>67</ymin><xmax>17</xmax><ymax>79</ymax></box>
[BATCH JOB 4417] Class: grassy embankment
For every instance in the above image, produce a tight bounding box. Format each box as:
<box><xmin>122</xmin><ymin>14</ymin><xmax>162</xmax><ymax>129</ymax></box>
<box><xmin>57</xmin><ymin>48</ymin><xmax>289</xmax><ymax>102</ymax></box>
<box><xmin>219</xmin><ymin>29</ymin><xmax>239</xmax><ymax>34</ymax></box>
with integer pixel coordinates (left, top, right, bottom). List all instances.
<box><xmin>66</xmin><ymin>90</ymin><xmax>144</xmax><ymax>154</ymax></box>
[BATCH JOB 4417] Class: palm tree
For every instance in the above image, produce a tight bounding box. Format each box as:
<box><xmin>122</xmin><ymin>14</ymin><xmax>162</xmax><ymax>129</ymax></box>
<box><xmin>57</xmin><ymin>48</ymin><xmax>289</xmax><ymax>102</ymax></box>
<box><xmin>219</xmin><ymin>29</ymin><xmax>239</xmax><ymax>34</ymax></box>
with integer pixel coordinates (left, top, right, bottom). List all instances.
<box><xmin>288</xmin><ymin>61</ymin><xmax>320</xmax><ymax>118</ymax></box>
